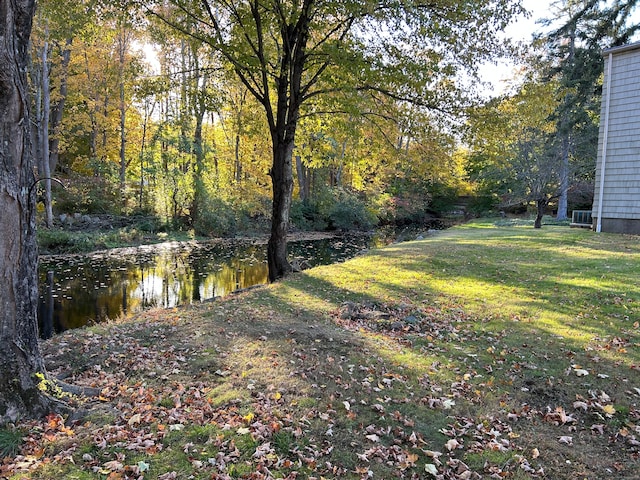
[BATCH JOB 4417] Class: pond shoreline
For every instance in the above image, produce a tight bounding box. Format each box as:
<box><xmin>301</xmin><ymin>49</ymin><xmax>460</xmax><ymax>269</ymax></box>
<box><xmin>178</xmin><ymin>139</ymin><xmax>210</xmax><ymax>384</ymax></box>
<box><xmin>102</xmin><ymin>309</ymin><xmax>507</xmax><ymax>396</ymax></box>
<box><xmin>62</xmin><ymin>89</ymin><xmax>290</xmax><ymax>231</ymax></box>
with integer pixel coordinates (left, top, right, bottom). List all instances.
<box><xmin>38</xmin><ymin>230</ymin><xmax>346</xmax><ymax>261</ymax></box>
<box><xmin>37</xmin><ymin>231</ymin><xmax>377</xmax><ymax>336</ymax></box>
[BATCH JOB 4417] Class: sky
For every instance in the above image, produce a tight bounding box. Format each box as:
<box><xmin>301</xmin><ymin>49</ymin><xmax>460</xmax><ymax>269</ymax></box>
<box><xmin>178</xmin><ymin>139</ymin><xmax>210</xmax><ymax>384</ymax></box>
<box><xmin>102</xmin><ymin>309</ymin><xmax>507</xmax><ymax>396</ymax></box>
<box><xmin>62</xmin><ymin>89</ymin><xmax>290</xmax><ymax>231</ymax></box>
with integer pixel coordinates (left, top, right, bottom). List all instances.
<box><xmin>479</xmin><ymin>0</ymin><xmax>555</xmax><ymax>95</ymax></box>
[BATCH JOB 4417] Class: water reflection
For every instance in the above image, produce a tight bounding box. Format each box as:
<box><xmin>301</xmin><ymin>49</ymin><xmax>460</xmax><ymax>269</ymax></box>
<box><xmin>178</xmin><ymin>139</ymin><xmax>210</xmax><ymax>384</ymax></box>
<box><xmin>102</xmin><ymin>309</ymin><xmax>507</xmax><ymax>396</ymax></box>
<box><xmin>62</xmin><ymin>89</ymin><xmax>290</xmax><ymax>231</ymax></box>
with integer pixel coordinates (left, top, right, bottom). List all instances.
<box><xmin>38</xmin><ymin>235</ymin><xmax>371</xmax><ymax>338</ymax></box>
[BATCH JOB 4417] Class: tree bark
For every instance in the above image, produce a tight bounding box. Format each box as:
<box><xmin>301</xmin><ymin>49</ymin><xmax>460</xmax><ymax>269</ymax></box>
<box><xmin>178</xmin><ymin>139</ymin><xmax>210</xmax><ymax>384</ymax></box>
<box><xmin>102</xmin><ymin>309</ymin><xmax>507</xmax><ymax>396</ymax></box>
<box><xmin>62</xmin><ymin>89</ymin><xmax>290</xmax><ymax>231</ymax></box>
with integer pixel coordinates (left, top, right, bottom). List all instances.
<box><xmin>295</xmin><ymin>155</ymin><xmax>309</xmax><ymax>202</ymax></box>
<box><xmin>118</xmin><ymin>25</ymin><xmax>130</xmax><ymax>208</ymax></box>
<box><xmin>534</xmin><ymin>198</ymin><xmax>547</xmax><ymax>229</ymax></box>
<box><xmin>556</xmin><ymin>133</ymin><xmax>570</xmax><ymax>221</ymax></box>
<box><xmin>41</xmin><ymin>32</ymin><xmax>54</xmax><ymax>228</ymax></box>
<box><xmin>265</xmin><ymin>2</ymin><xmax>311</xmax><ymax>281</ymax></box>
<box><xmin>267</xmin><ymin>138</ymin><xmax>295</xmax><ymax>282</ymax></box>
<box><xmin>0</xmin><ymin>0</ymin><xmax>59</xmax><ymax>423</ymax></box>
<box><xmin>49</xmin><ymin>38</ymin><xmax>72</xmax><ymax>175</ymax></box>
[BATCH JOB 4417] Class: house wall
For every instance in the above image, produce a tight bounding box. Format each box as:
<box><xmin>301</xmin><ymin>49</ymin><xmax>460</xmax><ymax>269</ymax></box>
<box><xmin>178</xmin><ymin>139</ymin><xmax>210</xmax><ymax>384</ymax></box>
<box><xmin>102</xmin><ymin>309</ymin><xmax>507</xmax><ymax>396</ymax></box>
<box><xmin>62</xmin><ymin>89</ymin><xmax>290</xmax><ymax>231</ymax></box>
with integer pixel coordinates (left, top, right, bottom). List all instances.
<box><xmin>592</xmin><ymin>43</ymin><xmax>640</xmax><ymax>234</ymax></box>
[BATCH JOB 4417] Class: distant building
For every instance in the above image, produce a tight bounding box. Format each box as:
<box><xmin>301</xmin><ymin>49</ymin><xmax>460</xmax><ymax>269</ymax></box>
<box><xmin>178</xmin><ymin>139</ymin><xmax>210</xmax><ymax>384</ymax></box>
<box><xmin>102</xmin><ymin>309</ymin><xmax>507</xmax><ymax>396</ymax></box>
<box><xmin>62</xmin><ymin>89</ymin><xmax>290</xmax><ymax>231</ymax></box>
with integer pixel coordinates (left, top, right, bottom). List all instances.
<box><xmin>592</xmin><ymin>41</ymin><xmax>640</xmax><ymax>234</ymax></box>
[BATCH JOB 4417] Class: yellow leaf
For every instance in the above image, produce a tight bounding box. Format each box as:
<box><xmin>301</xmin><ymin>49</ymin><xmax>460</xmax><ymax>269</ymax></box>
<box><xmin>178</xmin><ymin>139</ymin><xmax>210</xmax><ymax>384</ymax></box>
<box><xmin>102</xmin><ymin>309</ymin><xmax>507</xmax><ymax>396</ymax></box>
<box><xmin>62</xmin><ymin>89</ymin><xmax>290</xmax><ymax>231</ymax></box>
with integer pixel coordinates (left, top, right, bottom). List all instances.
<box><xmin>601</xmin><ymin>404</ymin><xmax>616</xmax><ymax>416</ymax></box>
<box><xmin>243</xmin><ymin>412</ymin><xmax>255</xmax><ymax>423</ymax></box>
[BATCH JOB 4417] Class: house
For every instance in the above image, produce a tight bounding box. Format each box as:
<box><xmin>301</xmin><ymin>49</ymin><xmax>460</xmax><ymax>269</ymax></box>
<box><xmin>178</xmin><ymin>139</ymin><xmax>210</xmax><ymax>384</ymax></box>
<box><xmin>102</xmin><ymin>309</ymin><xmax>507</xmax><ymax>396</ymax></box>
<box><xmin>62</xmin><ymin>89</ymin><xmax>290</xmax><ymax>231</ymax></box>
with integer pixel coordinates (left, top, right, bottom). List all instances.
<box><xmin>592</xmin><ymin>41</ymin><xmax>640</xmax><ymax>234</ymax></box>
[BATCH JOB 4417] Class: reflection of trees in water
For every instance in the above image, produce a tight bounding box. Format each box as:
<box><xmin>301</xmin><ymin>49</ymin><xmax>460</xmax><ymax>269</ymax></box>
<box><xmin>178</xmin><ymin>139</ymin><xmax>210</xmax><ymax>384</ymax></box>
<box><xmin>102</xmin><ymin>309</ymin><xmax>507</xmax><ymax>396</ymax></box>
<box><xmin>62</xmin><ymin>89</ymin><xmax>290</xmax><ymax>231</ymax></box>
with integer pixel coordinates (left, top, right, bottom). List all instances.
<box><xmin>38</xmin><ymin>235</ymin><xmax>371</xmax><ymax>337</ymax></box>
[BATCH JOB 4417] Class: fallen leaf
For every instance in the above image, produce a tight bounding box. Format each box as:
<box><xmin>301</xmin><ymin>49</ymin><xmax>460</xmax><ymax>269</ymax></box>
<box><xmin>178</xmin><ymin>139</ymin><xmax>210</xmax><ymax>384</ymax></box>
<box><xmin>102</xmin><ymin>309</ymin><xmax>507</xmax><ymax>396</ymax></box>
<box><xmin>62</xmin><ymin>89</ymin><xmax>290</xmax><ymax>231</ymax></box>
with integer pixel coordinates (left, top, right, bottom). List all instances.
<box><xmin>425</xmin><ymin>463</ymin><xmax>438</xmax><ymax>476</ymax></box>
<box><xmin>601</xmin><ymin>404</ymin><xmax>616</xmax><ymax>417</ymax></box>
<box><xmin>103</xmin><ymin>460</ymin><xmax>124</xmax><ymax>471</ymax></box>
<box><xmin>128</xmin><ymin>414</ymin><xmax>141</xmax><ymax>426</ymax></box>
<box><xmin>558</xmin><ymin>436</ymin><xmax>573</xmax><ymax>446</ymax></box>
<box><xmin>441</xmin><ymin>399</ymin><xmax>455</xmax><ymax>410</ymax></box>
<box><xmin>573</xmin><ymin>401</ymin><xmax>588</xmax><ymax>411</ymax></box>
<box><xmin>445</xmin><ymin>438</ymin><xmax>460</xmax><ymax>451</ymax></box>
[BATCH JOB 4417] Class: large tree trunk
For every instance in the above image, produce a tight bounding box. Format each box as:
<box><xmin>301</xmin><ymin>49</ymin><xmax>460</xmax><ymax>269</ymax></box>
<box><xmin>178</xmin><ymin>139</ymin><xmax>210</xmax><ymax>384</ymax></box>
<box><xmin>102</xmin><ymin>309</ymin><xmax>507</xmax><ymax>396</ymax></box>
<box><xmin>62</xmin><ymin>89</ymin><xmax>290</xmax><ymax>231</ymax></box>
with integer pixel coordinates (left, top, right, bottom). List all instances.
<box><xmin>265</xmin><ymin>3</ymin><xmax>311</xmax><ymax>282</ymax></box>
<box><xmin>0</xmin><ymin>0</ymin><xmax>58</xmax><ymax>423</ymax></box>
<box><xmin>267</xmin><ymin>139</ymin><xmax>295</xmax><ymax>282</ymax></box>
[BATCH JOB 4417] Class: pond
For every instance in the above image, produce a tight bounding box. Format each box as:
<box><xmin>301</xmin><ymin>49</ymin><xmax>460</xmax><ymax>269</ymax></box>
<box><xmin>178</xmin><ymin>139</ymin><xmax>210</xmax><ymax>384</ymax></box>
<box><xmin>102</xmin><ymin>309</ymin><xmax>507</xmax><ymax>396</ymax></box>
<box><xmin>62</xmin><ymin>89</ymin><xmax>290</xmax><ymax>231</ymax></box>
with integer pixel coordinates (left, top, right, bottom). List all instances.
<box><xmin>37</xmin><ymin>234</ymin><xmax>377</xmax><ymax>338</ymax></box>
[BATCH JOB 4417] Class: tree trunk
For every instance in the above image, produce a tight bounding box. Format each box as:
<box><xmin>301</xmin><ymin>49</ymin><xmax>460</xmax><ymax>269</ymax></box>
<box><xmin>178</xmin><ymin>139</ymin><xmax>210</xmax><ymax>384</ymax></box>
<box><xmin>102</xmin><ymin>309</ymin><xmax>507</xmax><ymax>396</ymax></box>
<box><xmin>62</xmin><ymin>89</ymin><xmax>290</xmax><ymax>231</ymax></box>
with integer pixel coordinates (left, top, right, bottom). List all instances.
<box><xmin>0</xmin><ymin>0</ymin><xmax>59</xmax><ymax>423</ymax></box>
<box><xmin>41</xmin><ymin>32</ymin><xmax>54</xmax><ymax>228</ymax></box>
<box><xmin>534</xmin><ymin>199</ymin><xmax>547</xmax><ymax>229</ymax></box>
<box><xmin>295</xmin><ymin>155</ymin><xmax>309</xmax><ymax>202</ymax></box>
<box><xmin>267</xmin><ymin>139</ymin><xmax>295</xmax><ymax>282</ymax></box>
<box><xmin>49</xmin><ymin>38</ymin><xmax>72</xmax><ymax>175</ymax></box>
<box><xmin>118</xmin><ymin>25</ymin><xmax>129</xmax><ymax>208</ymax></box>
<box><xmin>556</xmin><ymin>133</ymin><xmax>570</xmax><ymax>221</ymax></box>
<box><xmin>192</xmin><ymin>101</ymin><xmax>205</xmax><ymax>225</ymax></box>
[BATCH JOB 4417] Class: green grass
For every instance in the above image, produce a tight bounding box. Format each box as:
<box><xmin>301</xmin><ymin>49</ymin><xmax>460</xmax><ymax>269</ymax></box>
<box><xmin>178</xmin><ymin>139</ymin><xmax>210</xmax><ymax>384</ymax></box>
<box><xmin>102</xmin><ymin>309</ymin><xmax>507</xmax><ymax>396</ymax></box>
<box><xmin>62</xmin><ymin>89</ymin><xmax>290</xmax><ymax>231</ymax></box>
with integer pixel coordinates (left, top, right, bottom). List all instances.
<box><xmin>8</xmin><ymin>220</ymin><xmax>640</xmax><ymax>479</ymax></box>
<box><xmin>0</xmin><ymin>428</ymin><xmax>24</xmax><ymax>457</ymax></box>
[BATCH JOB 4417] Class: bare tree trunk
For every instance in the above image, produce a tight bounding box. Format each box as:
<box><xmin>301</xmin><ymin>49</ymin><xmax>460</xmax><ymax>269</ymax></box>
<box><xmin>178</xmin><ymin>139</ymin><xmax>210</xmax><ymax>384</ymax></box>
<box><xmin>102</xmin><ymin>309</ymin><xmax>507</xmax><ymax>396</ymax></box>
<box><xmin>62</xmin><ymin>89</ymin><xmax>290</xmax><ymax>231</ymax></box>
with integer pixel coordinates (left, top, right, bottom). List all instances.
<box><xmin>41</xmin><ymin>32</ymin><xmax>54</xmax><ymax>228</ymax></box>
<box><xmin>0</xmin><ymin>0</ymin><xmax>60</xmax><ymax>423</ymax></box>
<box><xmin>118</xmin><ymin>25</ymin><xmax>131</xmax><ymax>208</ymax></box>
<box><xmin>534</xmin><ymin>199</ymin><xmax>547</xmax><ymax>229</ymax></box>
<box><xmin>192</xmin><ymin>97</ymin><xmax>206</xmax><ymax>225</ymax></box>
<box><xmin>556</xmin><ymin>134</ymin><xmax>570</xmax><ymax>221</ymax></box>
<box><xmin>267</xmin><ymin>139</ymin><xmax>295</xmax><ymax>281</ymax></box>
<box><xmin>295</xmin><ymin>155</ymin><xmax>309</xmax><ymax>202</ymax></box>
<box><xmin>138</xmin><ymin>99</ymin><xmax>154</xmax><ymax>211</ymax></box>
<box><xmin>49</xmin><ymin>38</ymin><xmax>72</xmax><ymax>174</ymax></box>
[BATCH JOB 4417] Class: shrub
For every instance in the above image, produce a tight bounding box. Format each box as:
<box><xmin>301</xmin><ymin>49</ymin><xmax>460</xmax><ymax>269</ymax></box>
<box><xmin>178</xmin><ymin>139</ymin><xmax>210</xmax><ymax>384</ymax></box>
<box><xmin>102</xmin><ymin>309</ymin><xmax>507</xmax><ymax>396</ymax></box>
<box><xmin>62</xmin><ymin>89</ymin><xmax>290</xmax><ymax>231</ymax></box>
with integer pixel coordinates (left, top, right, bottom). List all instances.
<box><xmin>327</xmin><ymin>198</ymin><xmax>376</xmax><ymax>231</ymax></box>
<box><xmin>194</xmin><ymin>196</ymin><xmax>237</xmax><ymax>237</ymax></box>
<box><xmin>372</xmin><ymin>193</ymin><xmax>431</xmax><ymax>226</ymax></box>
<box><xmin>323</xmin><ymin>188</ymin><xmax>377</xmax><ymax>231</ymax></box>
<box><xmin>54</xmin><ymin>171</ymin><xmax>120</xmax><ymax>215</ymax></box>
<box><xmin>291</xmin><ymin>188</ymin><xmax>376</xmax><ymax>231</ymax></box>
<box><xmin>37</xmin><ymin>229</ymin><xmax>94</xmax><ymax>254</ymax></box>
<box><xmin>466</xmin><ymin>195</ymin><xmax>499</xmax><ymax>217</ymax></box>
<box><xmin>290</xmin><ymin>199</ymin><xmax>328</xmax><ymax>231</ymax></box>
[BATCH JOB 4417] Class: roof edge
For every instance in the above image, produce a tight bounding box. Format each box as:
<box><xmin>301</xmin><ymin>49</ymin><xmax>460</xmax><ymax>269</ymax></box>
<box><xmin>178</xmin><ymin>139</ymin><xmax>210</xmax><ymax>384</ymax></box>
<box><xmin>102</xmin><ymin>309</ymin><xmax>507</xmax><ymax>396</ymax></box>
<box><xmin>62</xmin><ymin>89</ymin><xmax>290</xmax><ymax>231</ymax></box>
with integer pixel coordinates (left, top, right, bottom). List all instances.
<box><xmin>603</xmin><ymin>41</ymin><xmax>640</xmax><ymax>56</ymax></box>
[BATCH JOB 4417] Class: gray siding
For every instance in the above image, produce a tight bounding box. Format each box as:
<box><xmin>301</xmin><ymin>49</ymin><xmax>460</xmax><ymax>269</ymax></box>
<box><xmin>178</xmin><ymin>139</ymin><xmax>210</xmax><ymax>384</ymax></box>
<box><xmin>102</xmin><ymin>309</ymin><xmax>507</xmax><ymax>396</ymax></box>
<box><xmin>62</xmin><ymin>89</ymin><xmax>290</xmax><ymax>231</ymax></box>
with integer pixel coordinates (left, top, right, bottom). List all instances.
<box><xmin>593</xmin><ymin>44</ymin><xmax>640</xmax><ymax>226</ymax></box>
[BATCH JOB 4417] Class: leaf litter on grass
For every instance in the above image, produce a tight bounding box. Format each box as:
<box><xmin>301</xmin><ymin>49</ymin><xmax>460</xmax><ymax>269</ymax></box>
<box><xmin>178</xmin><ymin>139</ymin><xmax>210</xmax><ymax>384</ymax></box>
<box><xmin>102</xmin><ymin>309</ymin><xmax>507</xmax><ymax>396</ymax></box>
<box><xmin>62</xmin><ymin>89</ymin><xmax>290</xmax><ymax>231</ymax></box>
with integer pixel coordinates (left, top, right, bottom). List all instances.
<box><xmin>3</xmin><ymin>223</ymin><xmax>640</xmax><ymax>479</ymax></box>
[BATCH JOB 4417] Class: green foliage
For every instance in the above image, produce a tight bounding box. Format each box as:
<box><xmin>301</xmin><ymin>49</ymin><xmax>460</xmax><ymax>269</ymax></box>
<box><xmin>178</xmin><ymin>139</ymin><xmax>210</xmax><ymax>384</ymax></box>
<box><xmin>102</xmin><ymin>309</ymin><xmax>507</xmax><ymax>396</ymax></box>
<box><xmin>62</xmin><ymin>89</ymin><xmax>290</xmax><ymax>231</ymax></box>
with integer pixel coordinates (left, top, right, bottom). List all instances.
<box><xmin>54</xmin><ymin>172</ymin><xmax>121</xmax><ymax>215</ymax></box>
<box><xmin>193</xmin><ymin>196</ymin><xmax>237</xmax><ymax>237</ymax></box>
<box><xmin>290</xmin><ymin>199</ymin><xmax>328</xmax><ymax>231</ymax></box>
<box><xmin>37</xmin><ymin>229</ymin><xmax>96</xmax><ymax>253</ymax></box>
<box><xmin>292</xmin><ymin>188</ymin><xmax>376</xmax><ymax>231</ymax></box>
<box><xmin>0</xmin><ymin>428</ymin><xmax>23</xmax><ymax>457</ymax></box>
<box><xmin>326</xmin><ymin>195</ymin><xmax>377</xmax><ymax>231</ymax></box>
<box><xmin>466</xmin><ymin>194</ymin><xmax>499</xmax><ymax>217</ymax></box>
<box><xmin>372</xmin><ymin>192</ymin><xmax>431</xmax><ymax>226</ymax></box>
<box><xmin>428</xmin><ymin>182</ymin><xmax>460</xmax><ymax>216</ymax></box>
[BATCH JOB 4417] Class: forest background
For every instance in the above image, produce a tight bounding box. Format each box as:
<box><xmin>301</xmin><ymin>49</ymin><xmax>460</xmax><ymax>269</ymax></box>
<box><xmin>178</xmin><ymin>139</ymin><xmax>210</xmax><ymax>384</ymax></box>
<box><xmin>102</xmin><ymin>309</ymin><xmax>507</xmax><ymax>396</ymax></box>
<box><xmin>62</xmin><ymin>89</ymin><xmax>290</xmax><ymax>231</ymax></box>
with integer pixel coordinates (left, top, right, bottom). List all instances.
<box><xmin>29</xmin><ymin>0</ymin><xmax>639</xmax><ymax>246</ymax></box>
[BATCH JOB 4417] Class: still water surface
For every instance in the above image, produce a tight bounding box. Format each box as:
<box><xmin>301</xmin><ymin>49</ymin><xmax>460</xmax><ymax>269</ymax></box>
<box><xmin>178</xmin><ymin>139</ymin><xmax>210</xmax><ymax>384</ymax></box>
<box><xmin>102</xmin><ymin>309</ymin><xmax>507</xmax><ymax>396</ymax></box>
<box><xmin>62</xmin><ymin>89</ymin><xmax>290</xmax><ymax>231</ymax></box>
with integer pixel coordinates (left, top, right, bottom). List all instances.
<box><xmin>37</xmin><ymin>235</ymin><xmax>373</xmax><ymax>338</ymax></box>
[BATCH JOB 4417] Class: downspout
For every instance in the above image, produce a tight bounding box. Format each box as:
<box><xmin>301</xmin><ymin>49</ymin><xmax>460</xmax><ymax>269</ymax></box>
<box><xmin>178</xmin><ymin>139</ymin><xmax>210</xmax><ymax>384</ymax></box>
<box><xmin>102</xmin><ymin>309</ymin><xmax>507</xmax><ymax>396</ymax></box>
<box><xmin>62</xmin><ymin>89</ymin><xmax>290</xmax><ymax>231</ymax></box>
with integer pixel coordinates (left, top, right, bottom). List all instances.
<box><xmin>596</xmin><ymin>51</ymin><xmax>613</xmax><ymax>233</ymax></box>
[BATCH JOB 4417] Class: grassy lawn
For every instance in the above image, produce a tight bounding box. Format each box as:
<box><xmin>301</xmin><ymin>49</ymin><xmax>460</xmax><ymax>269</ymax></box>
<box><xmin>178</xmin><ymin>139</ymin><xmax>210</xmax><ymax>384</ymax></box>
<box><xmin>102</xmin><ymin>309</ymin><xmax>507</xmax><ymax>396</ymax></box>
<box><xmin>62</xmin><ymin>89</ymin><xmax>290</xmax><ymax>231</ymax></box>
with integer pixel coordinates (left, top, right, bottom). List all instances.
<box><xmin>3</xmin><ymin>220</ymin><xmax>639</xmax><ymax>479</ymax></box>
